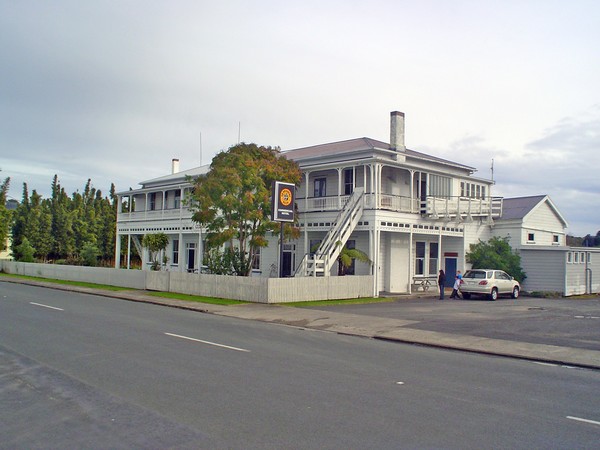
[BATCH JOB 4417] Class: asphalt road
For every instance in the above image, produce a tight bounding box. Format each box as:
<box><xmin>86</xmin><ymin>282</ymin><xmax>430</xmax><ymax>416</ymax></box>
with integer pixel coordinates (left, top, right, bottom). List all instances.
<box><xmin>305</xmin><ymin>295</ymin><xmax>600</xmax><ymax>351</ymax></box>
<box><xmin>1</xmin><ymin>283</ymin><xmax>599</xmax><ymax>449</ymax></box>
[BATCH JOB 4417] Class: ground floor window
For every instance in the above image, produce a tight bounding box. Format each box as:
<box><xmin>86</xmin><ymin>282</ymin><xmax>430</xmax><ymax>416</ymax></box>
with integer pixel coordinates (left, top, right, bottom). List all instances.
<box><xmin>172</xmin><ymin>239</ymin><xmax>179</xmax><ymax>265</ymax></box>
<box><xmin>415</xmin><ymin>242</ymin><xmax>426</xmax><ymax>275</ymax></box>
<box><xmin>416</xmin><ymin>241</ymin><xmax>438</xmax><ymax>276</ymax></box>
<box><xmin>252</xmin><ymin>246</ymin><xmax>261</xmax><ymax>270</ymax></box>
<box><xmin>429</xmin><ymin>242</ymin><xmax>438</xmax><ymax>275</ymax></box>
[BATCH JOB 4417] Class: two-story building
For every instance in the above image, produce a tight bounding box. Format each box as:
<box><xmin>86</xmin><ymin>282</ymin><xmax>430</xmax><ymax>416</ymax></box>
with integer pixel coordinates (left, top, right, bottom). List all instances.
<box><xmin>116</xmin><ymin>111</ymin><xmax>504</xmax><ymax>297</ymax></box>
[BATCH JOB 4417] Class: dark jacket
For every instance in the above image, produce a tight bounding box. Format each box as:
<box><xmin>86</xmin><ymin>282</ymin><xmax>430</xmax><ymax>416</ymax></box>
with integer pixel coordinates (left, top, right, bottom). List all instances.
<box><xmin>438</xmin><ymin>271</ymin><xmax>446</xmax><ymax>286</ymax></box>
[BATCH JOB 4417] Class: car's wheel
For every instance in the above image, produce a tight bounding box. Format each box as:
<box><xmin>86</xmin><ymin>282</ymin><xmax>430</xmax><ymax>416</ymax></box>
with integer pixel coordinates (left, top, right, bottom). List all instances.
<box><xmin>489</xmin><ymin>288</ymin><xmax>498</xmax><ymax>301</ymax></box>
<box><xmin>462</xmin><ymin>293</ymin><xmax>471</xmax><ymax>299</ymax></box>
<box><xmin>511</xmin><ymin>286</ymin><xmax>520</xmax><ymax>299</ymax></box>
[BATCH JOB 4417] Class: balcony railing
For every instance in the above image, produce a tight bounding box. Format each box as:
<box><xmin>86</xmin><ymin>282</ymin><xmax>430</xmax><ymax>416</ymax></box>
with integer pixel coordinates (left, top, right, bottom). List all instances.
<box><xmin>421</xmin><ymin>196</ymin><xmax>503</xmax><ymax>219</ymax></box>
<box><xmin>118</xmin><ymin>207</ymin><xmax>193</xmax><ymax>222</ymax></box>
<box><xmin>297</xmin><ymin>193</ymin><xmax>503</xmax><ymax>218</ymax></box>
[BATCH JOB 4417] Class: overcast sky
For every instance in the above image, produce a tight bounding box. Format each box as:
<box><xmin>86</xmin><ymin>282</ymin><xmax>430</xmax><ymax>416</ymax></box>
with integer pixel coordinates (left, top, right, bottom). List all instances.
<box><xmin>1</xmin><ymin>0</ymin><xmax>599</xmax><ymax>236</ymax></box>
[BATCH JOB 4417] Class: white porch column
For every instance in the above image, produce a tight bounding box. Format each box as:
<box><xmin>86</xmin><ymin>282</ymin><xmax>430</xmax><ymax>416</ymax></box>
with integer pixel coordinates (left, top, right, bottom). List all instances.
<box><xmin>375</xmin><ymin>163</ymin><xmax>383</xmax><ymax>209</ymax></box>
<box><xmin>144</xmin><ymin>192</ymin><xmax>148</xmax><ymax>220</ymax></box>
<box><xmin>197</xmin><ymin>231</ymin><xmax>202</xmax><ymax>272</ymax></box>
<box><xmin>178</xmin><ymin>232</ymin><xmax>184</xmax><ymax>272</ymax></box>
<box><xmin>336</xmin><ymin>168</ymin><xmax>342</xmax><ymax>209</ymax></box>
<box><xmin>409</xmin><ymin>170</ymin><xmax>415</xmax><ymax>213</ymax></box>
<box><xmin>114</xmin><ymin>232</ymin><xmax>121</xmax><ymax>269</ymax></box>
<box><xmin>127</xmin><ymin>235</ymin><xmax>131</xmax><ymax>270</ymax></box>
<box><xmin>438</xmin><ymin>228</ymin><xmax>442</xmax><ymax>274</ymax></box>
<box><xmin>408</xmin><ymin>228</ymin><xmax>413</xmax><ymax>294</ymax></box>
<box><xmin>303</xmin><ymin>171</ymin><xmax>311</xmax><ymax>255</ymax></box>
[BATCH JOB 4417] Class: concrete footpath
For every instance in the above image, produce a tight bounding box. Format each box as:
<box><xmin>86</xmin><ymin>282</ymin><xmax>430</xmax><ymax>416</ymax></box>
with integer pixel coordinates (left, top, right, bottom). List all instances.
<box><xmin>3</xmin><ymin>277</ymin><xmax>600</xmax><ymax>370</ymax></box>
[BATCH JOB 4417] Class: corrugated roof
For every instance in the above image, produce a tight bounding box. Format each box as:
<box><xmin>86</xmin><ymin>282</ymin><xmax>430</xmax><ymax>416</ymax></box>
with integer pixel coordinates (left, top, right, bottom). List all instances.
<box><xmin>283</xmin><ymin>137</ymin><xmax>475</xmax><ymax>170</ymax></box>
<box><xmin>500</xmin><ymin>195</ymin><xmax>547</xmax><ymax>220</ymax></box>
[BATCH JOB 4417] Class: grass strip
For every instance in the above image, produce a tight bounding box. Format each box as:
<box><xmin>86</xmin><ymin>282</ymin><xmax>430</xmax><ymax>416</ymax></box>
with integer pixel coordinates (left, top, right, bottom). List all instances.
<box><xmin>147</xmin><ymin>291</ymin><xmax>249</xmax><ymax>306</ymax></box>
<box><xmin>0</xmin><ymin>272</ymin><xmax>132</xmax><ymax>291</ymax></box>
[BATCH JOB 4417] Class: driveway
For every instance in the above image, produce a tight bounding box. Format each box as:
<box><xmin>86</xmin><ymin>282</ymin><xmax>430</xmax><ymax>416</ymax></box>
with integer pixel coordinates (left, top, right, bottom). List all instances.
<box><xmin>302</xmin><ymin>296</ymin><xmax>600</xmax><ymax>351</ymax></box>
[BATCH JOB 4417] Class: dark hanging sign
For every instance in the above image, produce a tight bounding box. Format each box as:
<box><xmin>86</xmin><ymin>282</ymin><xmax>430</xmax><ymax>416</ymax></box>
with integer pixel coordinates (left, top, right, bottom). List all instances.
<box><xmin>272</xmin><ymin>181</ymin><xmax>295</xmax><ymax>222</ymax></box>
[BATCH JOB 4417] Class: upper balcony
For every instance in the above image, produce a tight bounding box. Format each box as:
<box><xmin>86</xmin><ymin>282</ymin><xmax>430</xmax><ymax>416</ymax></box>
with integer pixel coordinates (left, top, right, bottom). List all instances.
<box><xmin>118</xmin><ymin>207</ymin><xmax>193</xmax><ymax>223</ymax></box>
<box><xmin>297</xmin><ymin>193</ymin><xmax>503</xmax><ymax>219</ymax></box>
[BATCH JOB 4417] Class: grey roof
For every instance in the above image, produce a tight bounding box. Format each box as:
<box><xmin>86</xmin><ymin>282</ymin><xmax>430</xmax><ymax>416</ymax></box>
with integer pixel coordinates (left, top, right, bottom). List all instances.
<box><xmin>282</xmin><ymin>137</ymin><xmax>476</xmax><ymax>171</ymax></box>
<box><xmin>500</xmin><ymin>195</ymin><xmax>547</xmax><ymax>220</ymax></box>
<box><xmin>139</xmin><ymin>164</ymin><xmax>210</xmax><ymax>187</ymax></box>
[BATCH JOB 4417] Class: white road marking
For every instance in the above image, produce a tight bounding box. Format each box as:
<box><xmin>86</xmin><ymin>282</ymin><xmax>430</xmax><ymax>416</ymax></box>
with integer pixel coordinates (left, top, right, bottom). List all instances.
<box><xmin>30</xmin><ymin>302</ymin><xmax>64</xmax><ymax>311</ymax></box>
<box><xmin>395</xmin><ymin>381</ymin><xmax>405</xmax><ymax>385</ymax></box>
<box><xmin>566</xmin><ymin>416</ymin><xmax>600</xmax><ymax>426</ymax></box>
<box><xmin>164</xmin><ymin>333</ymin><xmax>250</xmax><ymax>352</ymax></box>
<box><xmin>531</xmin><ymin>361</ymin><xmax>558</xmax><ymax>367</ymax></box>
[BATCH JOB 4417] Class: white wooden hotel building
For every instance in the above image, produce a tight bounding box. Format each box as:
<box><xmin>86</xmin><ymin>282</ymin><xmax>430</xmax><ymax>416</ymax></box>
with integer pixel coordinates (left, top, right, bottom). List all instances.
<box><xmin>116</xmin><ymin>111</ymin><xmax>596</xmax><ymax>296</ymax></box>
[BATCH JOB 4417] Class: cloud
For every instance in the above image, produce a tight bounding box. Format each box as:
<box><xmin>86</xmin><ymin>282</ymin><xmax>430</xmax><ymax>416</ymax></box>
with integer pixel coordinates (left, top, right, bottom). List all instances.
<box><xmin>496</xmin><ymin>106</ymin><xmax>600</xmax><ymax>235</ymax></box>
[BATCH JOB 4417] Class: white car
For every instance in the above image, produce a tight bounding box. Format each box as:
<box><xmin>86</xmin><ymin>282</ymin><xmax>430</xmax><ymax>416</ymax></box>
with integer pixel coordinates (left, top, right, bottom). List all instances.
<box><xmin>460</xmin><ymin>269</ymin><xmax>520</xmax><ymax>300</ymax></box>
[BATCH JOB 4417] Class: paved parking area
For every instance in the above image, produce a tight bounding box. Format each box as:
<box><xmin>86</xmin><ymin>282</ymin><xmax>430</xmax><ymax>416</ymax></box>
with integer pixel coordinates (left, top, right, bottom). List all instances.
<box><xmin>303</xmin><ymin>296</ymin><xmax>600</xmax><ymax>351</ymax></box>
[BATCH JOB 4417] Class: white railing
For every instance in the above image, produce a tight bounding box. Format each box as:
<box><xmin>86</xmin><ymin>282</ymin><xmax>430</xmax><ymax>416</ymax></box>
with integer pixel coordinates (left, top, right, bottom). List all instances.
<box><xmin>118</xmin><ymin>208</ymin><xmax>193</xmax><ymax>222</ymax></box>
<box><xmin>297</xmin><ymin>193</ymin><xmax>503</xmax><ymax>219</ymax></box>
<box><xmin>296</xmin><ymin>188</ymin><xmax>365</xmax><ymax>277</ymax></box>
<box><xmin>422</xmin><ymin>196</ymin><xmax>503</xmax><ymax>219</ymax></box>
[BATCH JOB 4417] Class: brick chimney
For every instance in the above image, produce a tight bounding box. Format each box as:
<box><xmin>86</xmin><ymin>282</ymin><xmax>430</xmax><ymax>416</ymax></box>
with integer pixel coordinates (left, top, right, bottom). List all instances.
<box><xmin>171</xmin><ymin>158</ymin><xmax>180</xmax><ymax>174</ymax></box>
<box><xmin>390</xmin><ymin>111</ymin><xmax>406</xmax><ymax>152</ymax></box>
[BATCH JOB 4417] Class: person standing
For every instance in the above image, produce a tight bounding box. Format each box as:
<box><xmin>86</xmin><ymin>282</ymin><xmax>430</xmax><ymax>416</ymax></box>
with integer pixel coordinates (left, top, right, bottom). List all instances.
<box><xmin>438</xmin><ymin>269</ymin><xmax>446</xmax><ymax>300</ymax></box>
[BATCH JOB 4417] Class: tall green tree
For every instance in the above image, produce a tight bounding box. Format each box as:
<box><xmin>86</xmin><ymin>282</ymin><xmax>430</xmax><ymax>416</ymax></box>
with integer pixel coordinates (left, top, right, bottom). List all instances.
<box><xmin>466</xmin><ymin>236</ymin><xmax>526</xmax><ymax>282</ymax></box>
<box><xmin>49</xmin><ymin>175</ymin><xmax>75</xmax><ymax>259</ymax></box>
<box><xmin>0</xmin><ymin>177</ymin><xmax>11</xmax><ymax>252</ymax></box>
<box><xmin>26</xmin><ymin>191</ymin><xmax>53</xmax><ymax>261</ymax></box>
<box><xmin>191</xmin><ymin>143</ymin><xmax>301</xmax><ymax>276</ymax></box>
<box><xmin>11</xmin><ymin>183</ymin><xmax>30</xmax><ymax>260</ymax></box>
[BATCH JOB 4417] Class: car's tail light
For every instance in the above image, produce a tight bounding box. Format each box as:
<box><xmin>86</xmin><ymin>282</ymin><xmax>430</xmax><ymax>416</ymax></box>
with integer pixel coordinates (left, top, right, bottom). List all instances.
<box><xmin>478</xmin><ymin>280</ymin><xmax>488</xmax><ymax>286</ymax></box>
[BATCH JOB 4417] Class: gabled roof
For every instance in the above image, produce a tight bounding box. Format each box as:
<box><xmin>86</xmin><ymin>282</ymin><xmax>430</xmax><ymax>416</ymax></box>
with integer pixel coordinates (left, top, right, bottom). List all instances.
<box><xmin>283</xmin><ymin>137</ymin><xmax>476</xmax><ymax>171</ymax></box>
<box><xmin>500</xmin><ymin>195</ymin><xmax>568</xmax><ymax>227</ymax></box>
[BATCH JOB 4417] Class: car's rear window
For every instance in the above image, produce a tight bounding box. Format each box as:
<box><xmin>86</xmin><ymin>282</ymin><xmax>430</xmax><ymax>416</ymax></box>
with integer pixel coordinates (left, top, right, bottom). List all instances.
<box><xmin>464</xmin><ymin>270</ymin><xmax>488</xmax><ymax>279</ymax></box>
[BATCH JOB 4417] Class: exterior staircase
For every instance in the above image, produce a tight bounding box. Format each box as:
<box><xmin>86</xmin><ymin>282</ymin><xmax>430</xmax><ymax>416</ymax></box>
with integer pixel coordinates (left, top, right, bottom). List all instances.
<box><xmin>295</xmin><ymin>187</ymin><xmax>364</xmax><ymax>277</ymax></box>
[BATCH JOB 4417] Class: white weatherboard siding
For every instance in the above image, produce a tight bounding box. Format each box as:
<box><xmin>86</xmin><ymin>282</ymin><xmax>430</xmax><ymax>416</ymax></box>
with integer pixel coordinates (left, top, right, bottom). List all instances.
<box><xmin>521</xmin><ymin>201</ymin><xmax>566</xmax><ymax>246</ymax></box>
<box><xmin>519</xmin><ymin>248</ymin><xmax>567</xmax><ymax>294</ymax></box>
<box><xmin>565</xmin><ymin>248</ymin><xmax>600</xmax><ymax>296</ymax></box>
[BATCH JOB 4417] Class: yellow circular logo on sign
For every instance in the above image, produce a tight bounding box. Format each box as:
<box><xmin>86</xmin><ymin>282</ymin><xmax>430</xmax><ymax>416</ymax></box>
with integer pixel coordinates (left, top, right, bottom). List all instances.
<box><xmin>280</xmin><ymin>188</ymin><xmax>292</xmax><ymax>206</ymax></box>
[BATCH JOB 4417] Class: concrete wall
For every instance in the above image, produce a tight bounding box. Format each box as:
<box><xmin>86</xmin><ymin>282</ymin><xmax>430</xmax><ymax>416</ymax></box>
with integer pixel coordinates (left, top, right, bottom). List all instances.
<box><xmin>0</xmin><ymin>261</ymin><xmax>373</xmax><ymax>303</ymax></box>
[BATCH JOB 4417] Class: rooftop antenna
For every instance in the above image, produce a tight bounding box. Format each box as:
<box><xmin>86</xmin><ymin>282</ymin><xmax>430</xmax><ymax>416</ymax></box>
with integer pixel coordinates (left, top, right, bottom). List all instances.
<box><xmin>491</xmin><ymin>158</ymin><xmax>495</xmax><ymax>183</ymax></box>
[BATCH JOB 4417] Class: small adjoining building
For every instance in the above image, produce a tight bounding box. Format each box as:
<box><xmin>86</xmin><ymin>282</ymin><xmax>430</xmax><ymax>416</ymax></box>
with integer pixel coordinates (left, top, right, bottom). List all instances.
<box><xmin>493</xmin><ymin>195</ymin><xmax>599</xmax><ymax>295</ymax></box>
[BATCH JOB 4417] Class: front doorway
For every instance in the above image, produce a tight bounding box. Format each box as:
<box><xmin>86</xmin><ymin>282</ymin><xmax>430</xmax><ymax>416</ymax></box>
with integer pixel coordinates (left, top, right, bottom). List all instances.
<box><xmin>281</xmin><ymin>244</ymin><xmax>295</xmax><ymax>277</ymax></box>
<box><xmin>186</xmin><ymin>243</ymin><xmax>196</xmax><ymax>272</ymax></box>
<box><xmin>444</xmin><ymin>257</ymin><xmax>457</xmax><ymax>287</ymax></box>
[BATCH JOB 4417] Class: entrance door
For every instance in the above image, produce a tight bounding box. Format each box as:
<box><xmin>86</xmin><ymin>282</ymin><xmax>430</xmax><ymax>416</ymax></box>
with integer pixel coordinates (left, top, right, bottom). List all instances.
<box><xmin>281</xmin><ymin>244</ymin><xmax>295</xmax><ymax>277</ymax></box>
<box><xmin>186</xmin><ymin>243</ymin><xmax>196</xmax><ymax>272</ymax></box>
<box><xmin>444</xmin><ymin>258</ymin><xmax>457</xmax><ymax>287</ymax></box>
